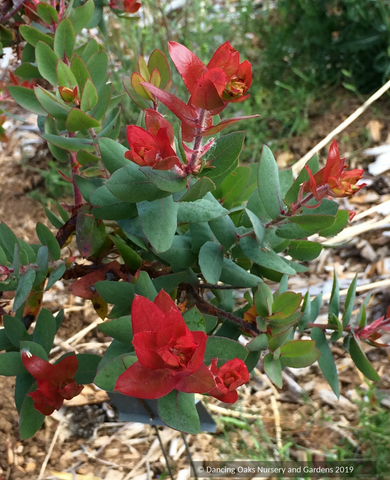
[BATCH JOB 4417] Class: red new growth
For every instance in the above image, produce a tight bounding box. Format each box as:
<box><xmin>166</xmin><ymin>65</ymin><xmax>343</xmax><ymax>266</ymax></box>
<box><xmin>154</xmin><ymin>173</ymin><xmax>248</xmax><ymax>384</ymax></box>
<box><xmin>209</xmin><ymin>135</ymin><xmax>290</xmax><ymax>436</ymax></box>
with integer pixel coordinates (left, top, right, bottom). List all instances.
<box><xmin>355</xmin><ymin>306</ymin><xmax>390</xmax><ymax>347</ymax></box>
<box><xmin>114</xmin><ymin>291</ymin><xmax>215</xmax><ymax>399</ymax></box>
<box><xmin>21</xmin><ymin>351</ymin><xmax>83</xmax><ymax>415</ymax></box>
<box><xmin>303</xmin><ymin>140</ymin><xmax>366</xmax><ymax>201</ymax></box>
<box><xmin>168</xmin><ymin>41</ymin><xmax>252</xmax><ymax>110</ymax></box>
<box><xmin>125</xmin><ymin>110</ymin><xmax>182</xmax><ymax>170</ymax></box>
<box><xmin>109</xmin><ymin>0</ymin><xmax>141</xmax><ymax>13</ymax></box>
<box><xmin>208</xmin><ymin>358</ymin><xmax>249</xmax><ymax>403</ymax></box>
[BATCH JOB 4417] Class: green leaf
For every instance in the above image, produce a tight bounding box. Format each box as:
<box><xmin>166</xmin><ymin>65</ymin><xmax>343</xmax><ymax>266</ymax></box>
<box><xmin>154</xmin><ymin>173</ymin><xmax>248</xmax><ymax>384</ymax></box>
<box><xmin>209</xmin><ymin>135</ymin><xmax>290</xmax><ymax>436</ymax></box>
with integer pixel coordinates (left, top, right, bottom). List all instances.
<box><xmin>0</xmin><ymin>352</ymin><xmax>26</xmax><ymax>376</ymax></box>
<box><xmin>240</xmin><ymin>237</ymin><xmax>296</xmax><ymax>275</ymax></box>
<box><xmin>137</xmin><ymin>196</ymin><xmax>178</xmax><ymax>253</ymax></box>
<box><xmin>140</xmin><ymin>168</ymin><xmax>187</xmax><ymax>193</ymax></box>
<box><xmin>45</xmin><ymin>263</ymin><xmax>66</xmax><ymax>291</ymax></box>
<box><xmin>76</xmin><ymin>206</ymin><xmax>105</xmax><ymax>258</ymax></box>
<box><xmin>79</xmin><ymin>39</ymin><xmax>98</xmax><ymax>61</ymax></box>
<box><xmin>54</xmin><ymin>19</ymin><xmax>75</xmax><ymax>60</ymax></box>
<box><xmin>255</xmin><ymin>283</ymin><xmax>273</xmax><ymax>317</ymax></box>
<box><xmin>158</xmin><ymin>236</ymin><xmax>197</xmax><ymax>269</ymax></box>
<box><xmin>290</xmin><ymin>215</ymin><xmax>336</xmax><ymax>232</ymax></box>
<box><xmin>32</xmin><ymin>309</ymin><xmax>56</xmax><ymax>354</ymax></box>
<box><xmin>272</xmin><ymin>291</ymin><xmax>302</xmax><ymax>317</ymax></box>
<box><xmin>298</xmin><ymin>291</ymin><xmax>311</xmax><ymax>331</ymax></box>
<box><xmin>95</xmin><ymin>281</ymin><xmax>135</xmax><ymax>306</ymax></box>
<box><xmin>280</xmin><ymin>347</ymin><xmax>320</xmax><ymax>368</ymax></box>
<box><xmin>219</xmin><ymin>258</ymin><xmax>261</xmax><ymax>287</ymax></box>
<box><xmin>152</xmin><ymin>272</ymin><xmax>188</xmax><ymax>294</ymax></box>
<box><xmin>342</xmin><ymin>274</ymin><xmax>358</xmax><ymax>327</ymax></box>
<box><xmin>268</xmin><ymin>326</ymin><xmax>293</xmax><ymax>351</ymax></box>
<box><xmin>77</xmin><ymin>150</ymin><xmax>100</xmax><ymax>165</ymax></box>
<box><xmin>263</xmin><ymin>353</ymin><xmax>283</xmax><ymax>388</ymax></box>
<box><xmin>329</xmin><ymin>270</ymin><xmax>340</xmax><ymax>321</ymax></box>
<box><xmin>0</xmin><ymin>329</ymin><xmax>13</xmax><ymax>352</ymax></box>
<box><xmin>69</xmin><ymin>0</ymin><xmax>95</xmax><ymax>34</ymax></box>
<box><xmin>245</xmin><ymin>209</ymin><xmax>265</xmax><ymax>245</ymax></box>
<box><xmin>288</xmin><ymin>240</ymin><xmax>322</xmax><ymax>261</ymax></box>
<box><xmin>74</xmin><ymin>353</ymin><xmax>102</xmax><ymax>384</ymax></box>
<box><xmin>71</xmin><ymin>55</ymin><xmax>92</xmax><ymax>91</ymax></box>
<box><xmin>203</xmin><ymin>132</ymin><xmax>245</xmax><ymax>186</ymax></box>
<box><xmin>86</xmin><ymin>50</ymin><xmax>108</xmax><ymax>89</ymax></box>
<box><xmin>190</xmin><ymin>222</ymin><xmax>213</xmax><ymax>253</ymax></box>
<box><xmin>66</xmin><ymin>108</ymin><xmax>100</xmax><ymax>132</ymax></box>
<box><xmin>35</xmin><ymin>41</ymin><xmax>59</xmax><ymax>86</ymax></box>
<box><xmin>36</xmin><ymin>3</ymin><xmax>59</xmax><ymax>24</ymax></box>
<box><xmin>199</xmin><ymin>241</ymin><xmax>224</xmax><ymax>284</ymax></box>
<box><xmin>35</xmin><ymin>86</ymin><xmax>70</xmax><ymax>121</ymax></box>
<box><xmin>183</xmin><ymin>307</ymin><xmax>206</xmax><ymax>332</ymax></box>
<box><xmin>8</xmin><ymin>86</ymin><xmax>47</xmax><ymax>116</ymax></box>
<box><xmin>275</xmin><ymin>222</ymin><xmax>310</xmax><ymax>240</ymax></box>
<box><xmin>106</xmin><ymin>164</ymin><xmax>170</xmax><ymax>203</ymax></box>
<box><xmin>34</xmin><ymin>246</ymin><xmax>49</xmax><ymax>286</ymax></box>
<box><xmin>311</xmin><ymin>328</ymin><xmax>340</xmax><ymax>397</ymax></box>
<box><xmin>81</xmin><ymin>79</ymin><xmax>98</xmax><ymax>111</ymax></box>
<box><xmin>158</xmin><ymin>391</ymin><xmax>200</xmax><ymax>434</ymax></box>
<box><xmin>204</xmin><ymin>336</ymin><xmax>248</xmax><ymax>364</ymax></box>
<box><xmin>98</xmin><ymin>338</ymin><xmax>134</xmax><ymax>369</ymax></box>
<box><xmin>180</xmin><ymin>177</ymin><xmax>216</xmax><ymax>202</ymax></box>
<box><xmin>148</xmin><ymin>48</ymin><xmax>171</xmax><ymax>87</ymax></box>
<box><xmin>36</xmin><ymin>223</ymin><xmax>61</xmax><ymax>261</ymax></box>
<box><xmin>109</xmin><ymin>236</ymin><xmax>142</xmax><ymax>269</ymax></box>
<box><xmin>284</xmin><ymin>155</ymin><xmax>319</xmax><ymax>207</ymax></box>
<box><xmin>19</xmin><ymin>25</ymin><xmax>53</xmax><ymax>47</ymax></box>
<box><xmin>280</xmin><ymin>340</ymin><xmax>315</xmax><ymax>357</ymax></box>
<box><xmin>214</xmin><ymin>166</ymin><xmax>253</xmax><ymax>209</ymax></box>
<box><xmin>13</xmin><ymin>270</ymin><xmax>36</xmax><ymax>312</ymax></box>
<box><xmin>209</xmin><ymin>215</ymin><xmax>236</xmax><ymax>249</ymax></box>
<box><xmin>319</xmin><ymin>210</ymin><xmax>349</xmax><ymax>237</ymax></box>
<box><xmin>57</xmin><ymin>61</ymin><xmax>78</xmax><ymax>89</ymax></box>
<box><xmin>177</xmin><ymin>199</ymin><xmax>228</xmax><ymax>223</ymax></box>
<box><xmin>247</xmin><ymin>334</ymin><xmax>268</xmax><ymax>352</ymax></box>
<box><xmin>44</xmin><ymin>116</ymin><xmax>69</xmax><ymax>162</ymax></box>
<box><xmin>0</xmin><ymin>222</ymin><xmax>18</xmax><ymax>262</ymax></box>
<box><xmin>94</xmin><ymin>354</ymin><xmax>136</xmax><ymax>391</ymax></box>
<box><xmin>99</xmin><ymin>138</ymin><xmax>130</xmax><ymax>173</ymax></box>
<box><xmin>349</xmin><ymin>336</ymin><xmax>380</xmax><ymax>382</ymax></box>
<box><xmin>14</xmin><ymin>63</ymin><xmax>42</xmax><ymax>80</ymax></box>
<box><xmin>0</xmin><ymin>245</ymin><xmax>7</xmax><ymax>265</ymax></box>
<box><xmin>3</xmin><ymin>315</ymin><xmax>30</xmax><ymax>347</ymax></box>
<box><xmin>19</xmin><ymin>396</ymin><xmax>45</xmax><ymax>439</ymax></box>
<box><xmin>41</xmin><ymin>133</ymin><xmax>94</xmax><ymax>152</ymax></box>
<box><xmin>134</xmin><ymin>271</ymin><xmax>157</xmax><ymax>301</ymax></box>
<box><xmin>257</xmin><ymin>145</ymin><xmax>283</xmax><ymax>220</ymax></box>
<box><xmin>75</xmin><ymin>176</ymin><xmax>103</xmax><ymax>203</ymax></box>
<box><xmin>99</xmin><ymin>316</ymin><xmax>133</xmax><ymax>343</ymax></box>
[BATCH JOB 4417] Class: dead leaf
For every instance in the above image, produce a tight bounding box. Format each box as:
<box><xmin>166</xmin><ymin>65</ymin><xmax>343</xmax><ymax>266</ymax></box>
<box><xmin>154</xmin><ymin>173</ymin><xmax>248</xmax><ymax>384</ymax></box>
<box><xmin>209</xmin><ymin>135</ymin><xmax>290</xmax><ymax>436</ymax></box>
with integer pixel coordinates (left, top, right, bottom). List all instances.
<box><xmin>276</xmin><ymin>151</ymin><xmax>294</xmax><ymax>167</ymax></box>
<box><xmin>366</xmin><ymin>119</ymin><xmax>383</xmax><ymax>142</ymax></box>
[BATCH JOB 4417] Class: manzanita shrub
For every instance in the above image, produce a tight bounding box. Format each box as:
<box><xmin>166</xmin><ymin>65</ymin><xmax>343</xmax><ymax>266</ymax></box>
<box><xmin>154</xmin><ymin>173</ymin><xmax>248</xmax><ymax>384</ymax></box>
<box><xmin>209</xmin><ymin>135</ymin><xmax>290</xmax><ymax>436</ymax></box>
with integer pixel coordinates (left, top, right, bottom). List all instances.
<box><xmin>0</xmin><ymin>0</ymin><xmax>389</xmax><ymax>440</ymax></box>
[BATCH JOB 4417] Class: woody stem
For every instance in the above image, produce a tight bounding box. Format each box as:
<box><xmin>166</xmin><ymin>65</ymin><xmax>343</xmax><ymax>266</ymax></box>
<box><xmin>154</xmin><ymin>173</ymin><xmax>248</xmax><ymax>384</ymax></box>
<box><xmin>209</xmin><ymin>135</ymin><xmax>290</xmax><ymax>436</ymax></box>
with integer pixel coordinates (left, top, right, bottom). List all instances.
<box><xmin>185</xmin><ymin>283</ymin><xmax>259</xmax><ymax>334</ymax></box>
<box><xmin>188</xmin><ymin>109</ymin><xmax>207</xmax><ymax>172</ymax></box>
<box><xmin>1</xmin><ymin>0</ymin><xmax>29</xmax><ymax>22</ymax></box>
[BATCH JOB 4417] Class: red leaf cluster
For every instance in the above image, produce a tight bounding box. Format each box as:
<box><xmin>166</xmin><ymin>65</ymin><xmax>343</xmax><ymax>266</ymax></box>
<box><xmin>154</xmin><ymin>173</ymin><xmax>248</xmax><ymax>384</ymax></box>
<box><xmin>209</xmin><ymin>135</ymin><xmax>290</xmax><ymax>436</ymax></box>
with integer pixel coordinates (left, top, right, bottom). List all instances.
<box><xmin>21</xmin><ymin>352</ymin><xmax>83</xmax><ymax>415</ymax></box>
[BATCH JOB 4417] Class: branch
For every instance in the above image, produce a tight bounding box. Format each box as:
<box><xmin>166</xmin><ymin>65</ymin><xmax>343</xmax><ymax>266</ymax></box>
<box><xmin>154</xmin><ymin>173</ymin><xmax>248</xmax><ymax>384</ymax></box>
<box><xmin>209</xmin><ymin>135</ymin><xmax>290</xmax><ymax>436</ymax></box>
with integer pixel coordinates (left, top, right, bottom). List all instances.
<box><xmin>185</xmin><ymin>283</ymin><xmax>259</xmax><ymax>334</ymax></box>
<box><xmin>1</xmin><ymin>0</ymin><xmax>29</xmax><ymax>22</ymax></box>
<box><xmin>197</xmin><ymin>283</ymin><xmax>249</xmax><ymax>290</ymax></box>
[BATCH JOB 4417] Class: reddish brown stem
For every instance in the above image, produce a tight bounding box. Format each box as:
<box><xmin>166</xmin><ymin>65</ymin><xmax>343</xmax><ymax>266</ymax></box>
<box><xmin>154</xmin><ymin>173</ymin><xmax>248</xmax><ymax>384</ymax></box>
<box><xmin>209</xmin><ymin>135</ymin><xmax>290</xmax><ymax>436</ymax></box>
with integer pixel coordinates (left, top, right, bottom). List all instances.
<box><xmin>1</xmin><ymin>0</ymin><xmax>29</xmax><ymax>22</ymax></box>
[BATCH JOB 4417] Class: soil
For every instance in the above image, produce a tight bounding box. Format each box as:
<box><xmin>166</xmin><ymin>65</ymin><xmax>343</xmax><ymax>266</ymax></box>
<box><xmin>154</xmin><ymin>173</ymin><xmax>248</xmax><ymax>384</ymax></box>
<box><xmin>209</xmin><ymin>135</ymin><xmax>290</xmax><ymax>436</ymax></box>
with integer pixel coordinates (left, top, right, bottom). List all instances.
<box><xmin>1</xmin><ymin>88</ymin><xmax>390</xmax><ymax>480</ymax></box>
